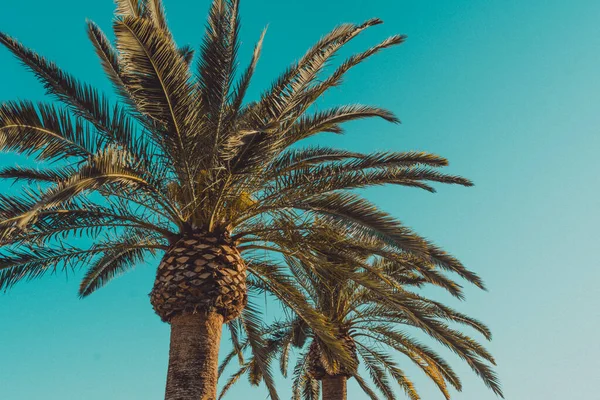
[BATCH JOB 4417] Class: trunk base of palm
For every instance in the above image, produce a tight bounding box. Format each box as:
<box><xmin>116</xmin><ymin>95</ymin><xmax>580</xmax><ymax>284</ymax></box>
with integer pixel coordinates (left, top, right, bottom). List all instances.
<box><xmin>165</xmin><ymin>312</ymin><xmax>223</xmax><ymax>400</ymax></box>
<box><xmin>322</xmin><ymin>375</ymin><xmax>347</xmax><ymax>400</ymax></box>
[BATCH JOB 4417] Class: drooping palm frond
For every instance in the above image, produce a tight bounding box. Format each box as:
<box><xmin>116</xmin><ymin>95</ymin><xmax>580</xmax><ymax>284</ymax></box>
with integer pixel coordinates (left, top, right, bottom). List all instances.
<box><xmin>0</xmin><ymin>231</ymin><xmax>167</xmax><ymax>291</ymax></box>
<box><xmin>0</xmin><ymin>32</ymin><xmax>148</xmax><ymax>158</ymax></box>
<box><xmin>291</xmin><ymin>349</ymin><xmax>320</xmax><ymax>400</ymax></box>
<box><xmin>78</xmin><ymin>227</ymin><xmax>163</xmax><ymax>296</ymax></box>
<box><xmin>246</xmin><ymin>260</ymin><xmax>355</xmax><ymax>373</ymax></box>
<box><xmin>0</xmin><ymin>165</ymin><xmax>77</xmax><ymax>184</ymax></box>
<box><xmin>0</xmin><ymin>101</ymin><xmax>97</xmax><ymax>160</ymax></box>
<box><xmin>237</xmin><ymin>302</ymin><xmax>280</xmax><ymax>400</ymax></box>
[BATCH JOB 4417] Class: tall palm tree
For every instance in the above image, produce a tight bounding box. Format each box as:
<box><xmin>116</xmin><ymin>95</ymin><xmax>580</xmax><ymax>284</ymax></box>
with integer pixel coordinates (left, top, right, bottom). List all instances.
<box><xmin>0</xmin><ymin>1</ymin><xmax>477</xmax><ymax>398</ymax></box>
<box><xmin>219</xmin><ymin>231</ymin><xmax>502</xmax><ymax>400</ymax></box>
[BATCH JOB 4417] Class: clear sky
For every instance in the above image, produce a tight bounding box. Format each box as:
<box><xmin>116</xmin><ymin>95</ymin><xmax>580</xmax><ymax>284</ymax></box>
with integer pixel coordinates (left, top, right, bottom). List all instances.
<box><xmin>1</xmin><ymin>0</ymin><xmax>599</xmax><ymax>399</ymax></box>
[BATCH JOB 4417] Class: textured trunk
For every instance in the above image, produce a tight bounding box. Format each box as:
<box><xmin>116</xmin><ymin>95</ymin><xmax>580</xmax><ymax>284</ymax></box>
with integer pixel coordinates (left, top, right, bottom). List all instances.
<box><xmin>164</xmin><ymin>312</ymin><xmax>223</xmax><ymax>400</ymax></box>
<box><xmin>321</xmin><ymin>376</ymin><xmax>347</xmax><ymax>400</ymax></box>
<box><xmin>150</xmin><ymin>230</ymin><xmax>247</xmax><ymax>400</ymax></box>
<box><xmin>150</xmin><ymin>231</ymin><xmax>247</xmax><ymax>323</ymax></box>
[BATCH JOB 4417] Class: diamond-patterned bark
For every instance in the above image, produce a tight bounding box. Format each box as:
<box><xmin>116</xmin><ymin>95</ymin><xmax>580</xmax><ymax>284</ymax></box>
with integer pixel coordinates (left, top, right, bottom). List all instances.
<box><xmin>150</xmin><ymin>230</ymin><xmax>247</xmax><ymax>323</ymax></box>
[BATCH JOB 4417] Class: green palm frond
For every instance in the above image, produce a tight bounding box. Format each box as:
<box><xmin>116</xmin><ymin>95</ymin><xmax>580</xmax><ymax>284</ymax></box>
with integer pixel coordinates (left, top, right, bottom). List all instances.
<box><xmin>0</xmin><ymin>245</ymin><xmax>95</xmax><ymax>291</ymax></box>
<box><xmin>254</xmin><ymin>18</ymin><xmax>384</xmax><ymax>122</ymax></box>
<box><xmin>0</xmin><ymin>165</ymin><xmax>77</xmax><ymax>184</ymax></box>
<box><xmin>352</xmin><ymin>372</ymin><xmax>380</xmax><ymax>400</ymax></box>
<box><xmin>78</xmin><ymin>228</ymin><xmax>162</xmax><ymax>297</ymax></box>
<box><xmin>227</xmin><ymin>28</ymin><xmax>266</xmax><ymax>125</ymax></box>
<box><xmin>0</xmin><ymin>33</ymin><xmax>142</xmax><ymax>154</ymax></box>
<box><xmin>0</xmin><ymin>147</ymin><xmax>169</xmax><ymax>233</ymax></box>
<box><xmin>178</xmin><ymin>45</ymin><xmax>195</xmax><ymax>65</ymax></box>
<box><xmin>283</xmin><ymin>105</ymin><xmax>399</xmax><ymax>146</ymax></box>
<box><xmin>196</xmin><ymin>0</ymin><xmax>240</xmax><ymax>155</ymax></box>
<box><xmin>0</xmin><ymin>101</ymin><xmax>97</xmax><ymax>160</ymax></box>
<box><xmin>307</xmin><ymin>34</ymin><xmax>406</xmax><ymax>102</ymax></box>
<box><xmin>114</xmin><ymin>16</ymin><xmax>199</xmax><ymax>171</ymax></box>
<box><xmin>218</xmin><ymin>361</ymin><xmax>252</xmax><ymax>400</ymax></box>
<box><xmin>239</xmin><ymin>302</ymin><xmax>279</xmax><ymax>400</ymax></box>
<box><xmin>86</xmin><ymin>21</ymin><xmax>141</xmax><ymax>112</ymax></box>
<box><xmin>357</xmin><ymin>344</ymin><xmax>398</xmax><ymax>400</ymax></box>
<box><xmin>370</xmin><ymin>330</ymin><xmax>457</xmax><ymax>398</ymax></box>
<box><xmin>247</xmin><ymin>260</ymin><xmax>354</xmax><ymax>373</ymax></box>
<box><xmin>290</xmin><ymin>348</ymin><xmax>319</xmax><ymax>400</ymax></box>
<box><xmin>0</xmin><ymin>236</ymin><xmax>165</xmax><ymax>291</ymax></box>
<box><xmin>115</xmin><ymin>0</ymin><xmax>143</xmax><ymax>18</ymax></box>
<box><xmin>0</xmin><ymin>193</ymin><xmax>174</xmax><ymax>249</ymax></box>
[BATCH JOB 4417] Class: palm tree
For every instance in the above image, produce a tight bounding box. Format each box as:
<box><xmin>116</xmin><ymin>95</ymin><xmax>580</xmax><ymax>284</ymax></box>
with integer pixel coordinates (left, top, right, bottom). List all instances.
<box><xmin>0</xmin><ymin>1</ymin><xmax>476</xmax><ymax>398</ymax></box>
<box><xmin>219</xmin><ymin>231</ymin><xmax>502</xmax><ymax>400</ymax></box>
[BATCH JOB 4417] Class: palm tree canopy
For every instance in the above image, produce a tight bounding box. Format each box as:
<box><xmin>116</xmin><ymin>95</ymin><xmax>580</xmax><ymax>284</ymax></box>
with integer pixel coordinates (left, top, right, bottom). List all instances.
<box><xmin>0</xmin><ymin>1</ymin><xmax>481</xmax><ymax>396</ymax></box>
<box><xmin>0</xmin><ymin>0</ymin><xmax>479</xmax><ymax>298</ymax></box>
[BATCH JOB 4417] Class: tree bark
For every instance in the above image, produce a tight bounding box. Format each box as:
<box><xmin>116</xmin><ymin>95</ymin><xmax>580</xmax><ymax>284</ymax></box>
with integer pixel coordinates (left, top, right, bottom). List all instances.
<box><xmin>321</xmin><ymin>375</ymin><xmax>347</xmax><ymax>400</ymax></box>
<box><xmin>164</xmin><ymin>312</ymin><xmax>224</xmax><ymax>400</ymax></box>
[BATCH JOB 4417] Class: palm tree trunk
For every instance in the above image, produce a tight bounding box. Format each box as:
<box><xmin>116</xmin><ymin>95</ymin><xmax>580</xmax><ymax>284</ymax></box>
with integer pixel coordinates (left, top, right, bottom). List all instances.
<box><xmin>321</xmin><ymin>375</ymin><xmax>347</xmax><ymax>400</ymax></box>
<box><xmin>164</xmin><ymin>312</ymin><xmax>224</xmax><ymax>400</ymax></box>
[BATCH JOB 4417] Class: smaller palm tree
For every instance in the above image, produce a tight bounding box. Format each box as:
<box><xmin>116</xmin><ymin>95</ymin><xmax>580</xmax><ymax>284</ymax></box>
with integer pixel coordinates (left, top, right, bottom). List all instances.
<box><xmin>219</xmin><ymin>230</ymin><xmax>502</xmax><ymax>400</ymax></box>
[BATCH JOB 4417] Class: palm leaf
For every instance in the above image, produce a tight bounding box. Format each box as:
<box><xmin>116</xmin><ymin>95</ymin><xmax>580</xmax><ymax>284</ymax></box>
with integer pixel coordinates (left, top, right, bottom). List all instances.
<box><xmin>78</xmin><ymin>228</ymin><xmax>161</xmax><ymax>297</ymax></box>
<box><xmin>0</xmin><ymin>101</ymin><xmax>96</xmax><ymax>160</ymax></box>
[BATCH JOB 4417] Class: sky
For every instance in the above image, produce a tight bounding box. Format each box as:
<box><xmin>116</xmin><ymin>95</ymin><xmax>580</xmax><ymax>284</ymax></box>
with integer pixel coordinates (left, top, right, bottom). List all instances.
<box><xmin>1</xmin><ymin>0</ymin><xmax>599</xmax><ymax>399</ymax></box>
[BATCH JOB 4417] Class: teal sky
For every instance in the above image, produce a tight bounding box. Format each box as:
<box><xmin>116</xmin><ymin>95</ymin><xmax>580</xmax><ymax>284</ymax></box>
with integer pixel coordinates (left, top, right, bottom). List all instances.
<box><xmin>1</xmin><ymin>0</ymin><xmax>599</xmax><ymax>399</ymax></box>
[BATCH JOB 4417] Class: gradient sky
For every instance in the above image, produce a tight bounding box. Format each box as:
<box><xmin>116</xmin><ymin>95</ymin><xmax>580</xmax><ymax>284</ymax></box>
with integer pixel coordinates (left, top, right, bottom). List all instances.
<box><xmin>1</xmin><ymin>1</ymin><xmax>599</xmax><ymax>399</ymax></box>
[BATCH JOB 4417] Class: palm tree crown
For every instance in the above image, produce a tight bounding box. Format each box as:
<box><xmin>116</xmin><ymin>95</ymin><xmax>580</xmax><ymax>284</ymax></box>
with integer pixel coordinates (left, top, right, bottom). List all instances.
<box><xmin>220</xmin><ymin>229</ymin><xmax>502</xmax><ymax>399</ymax></box>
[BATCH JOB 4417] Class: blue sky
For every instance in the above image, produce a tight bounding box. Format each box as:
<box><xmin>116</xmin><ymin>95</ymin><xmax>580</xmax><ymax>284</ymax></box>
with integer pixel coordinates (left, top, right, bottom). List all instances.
<box><xmin>1</xmin><ymin>0</ymin><xmax>599</xmax><ymax>399</ymax></box>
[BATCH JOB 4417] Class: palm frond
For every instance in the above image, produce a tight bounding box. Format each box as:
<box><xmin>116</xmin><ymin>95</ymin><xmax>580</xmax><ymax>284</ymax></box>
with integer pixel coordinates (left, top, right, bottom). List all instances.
<box><xmin>352</xmin><ymin>372</ymin><xmax>380</xmax><ymax>400</ymax></box>
<box><xmin>357</xmin><ymin>345</ymin><xmax>397</xmax><ymax>400</ymax></box>
<box><xmin>0</xmin><ymin>237</ymin><xmax>164</xmax><ymax>291</ymax></box>
<box><xmin>291</xmin><ymin>349</ymin><xmax>316</xmax><ymax>400</ymax></box>
<box><xmin>114</xmin><ymin>15</ymin><xmax>197</xmax><ymax>133</ymax></box>
<box><xmin>0</xmin><ymin>147</ymin><xmax>173</xmax><ymax>234</ymax></box>
<box><xmin>239</xmin><ymin>302</ymin><xmax>280</xmax><ymax>400</ymax></box>
<box><xmin>256</xmin><ymin>18</ymin><xmax>383</xmax><ymax>122</ymax></box>
<box><xmin>143</xmin><ymin>0</ymin><xmax>169</xmax><ymax>31</ymax></box>
<box><xmin>247</xmin><ymin>261</ymin><xmax>354</xmax><ymax>374</ymax></box>
<box><xmin>196</xmin><ymin>0</ymin><xmax>240</xmax><ymax>156</ymax></box>
<box><xmin>0</xmin><ymin>165</ymin><xmax>77</xmax><ymax>184</ymax></box>
<box><xmin>0</xmin><ymin>32</ymin><xmax>140</xmax><ymax>156</ymax></box>
<box><xmin>307</xmin><ymin>34</ymin><xmax>406</xmax><ymax>102</ymax></box>
<box><xmin>0</xmin><ymin>101</ymin><xmax>96</xmax><ymax>160</ymax></box>
<box><xmin>367</xmin><ymin>326</ymin><xmax>462</xmax><ymax>392</ymax></box>
<box><xmin>86</xmin><ymin>21</ymin><xmax>138</xmax><ymax>108</ymax></box>
<box><xmin>228</xmin><ymin>28</ymin><xmax>266</xmax><ymax>119</ymax></box>
<box><xmin>115</xmin><ymin>0</ymin><xmax>143</xmax><ymax>18</ymax></box>
<box><xmin>178</xmin><ymin>45</ymin><xmax>195</xmax><ymax>65</ymax></box>
<box><xmin>284</xmin><ymin>105</ymin><xmax>399</xmax><ymax>146</ymax></box>
<box><xmin>218</xmin><ymin>361</ymin><xmax>252</xmax><ymax>399</ymax></box>
<box><xmin>78</xmin><ymin>228</ymin><xmax>161</xmax><ymax>297</ymax></box>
